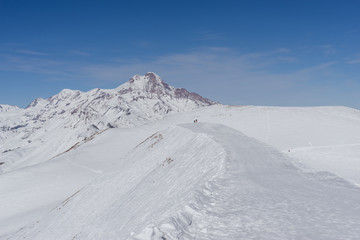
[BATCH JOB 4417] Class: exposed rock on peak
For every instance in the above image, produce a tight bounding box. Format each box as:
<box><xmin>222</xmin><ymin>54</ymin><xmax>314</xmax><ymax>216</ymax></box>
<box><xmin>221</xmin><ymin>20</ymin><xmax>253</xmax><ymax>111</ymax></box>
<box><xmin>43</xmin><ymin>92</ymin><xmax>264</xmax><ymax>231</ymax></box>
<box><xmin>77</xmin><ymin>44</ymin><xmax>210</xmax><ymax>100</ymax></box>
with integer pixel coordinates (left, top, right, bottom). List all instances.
<box><xmin>122</xmin><ymin>72</ymin><xmax>215</xmax><ymax>104</ymax></box>
<box><xmin>175</xmin><ymin>88</ymin><xmax>215</xmax><ymax>105</ymax></box>
<box><xmin>145</xmin><ymin>72</ymin><xmax>159</xmax><ymax>82</ymax></box>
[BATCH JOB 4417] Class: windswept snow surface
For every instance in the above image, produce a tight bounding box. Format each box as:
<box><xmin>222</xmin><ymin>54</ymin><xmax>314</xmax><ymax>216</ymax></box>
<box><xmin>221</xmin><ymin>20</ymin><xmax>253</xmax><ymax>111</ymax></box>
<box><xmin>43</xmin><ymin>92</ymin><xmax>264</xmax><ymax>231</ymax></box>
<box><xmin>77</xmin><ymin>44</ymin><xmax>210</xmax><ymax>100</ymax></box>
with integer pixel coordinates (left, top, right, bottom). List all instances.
<box><xmin>6</xmin><ymin>123</ymin><xmax>360</xmax><ymax>240</ymax></box>
<box><xmin>157</xmin><ymin>105</ymin><xmax>360</xmax><ymax>186</ymax></box>
<box><xmin>0</xmin><ymin>126</ymin><xmax>153</xmax><ymax>236</ymax></box>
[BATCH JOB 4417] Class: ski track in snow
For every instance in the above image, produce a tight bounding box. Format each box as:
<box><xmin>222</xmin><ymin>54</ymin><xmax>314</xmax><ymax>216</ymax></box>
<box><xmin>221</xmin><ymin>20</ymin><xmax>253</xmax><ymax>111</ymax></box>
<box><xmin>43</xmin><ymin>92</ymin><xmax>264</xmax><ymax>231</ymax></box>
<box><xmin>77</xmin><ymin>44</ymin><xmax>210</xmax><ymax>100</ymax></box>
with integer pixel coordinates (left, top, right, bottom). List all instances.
<box><xmin>66</xmin><ymin>158</ymin><xmax>102</xmax><ymax>174</ymax></box>
<box><xmin>171</xmin><ymin>123</ymin><xmax>360</xmax><ymax>240</ymax></box>
<box><xmin>289</xmin><ymin>142</ymin><xmax>360</xmax><ymax>152</ymax></box>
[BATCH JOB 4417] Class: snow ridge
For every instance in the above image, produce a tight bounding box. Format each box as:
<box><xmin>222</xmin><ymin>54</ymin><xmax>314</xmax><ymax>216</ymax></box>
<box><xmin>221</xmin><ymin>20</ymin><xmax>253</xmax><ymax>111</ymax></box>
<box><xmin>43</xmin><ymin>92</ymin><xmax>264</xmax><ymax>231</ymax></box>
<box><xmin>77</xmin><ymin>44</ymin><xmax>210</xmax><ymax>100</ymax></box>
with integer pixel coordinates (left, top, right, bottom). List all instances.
<box><xmin>8</xmin><ymin>125</ymin><xmax>226</xmax><ymax>239</ymax></box>
<box><xmin>7</xmin><ymin>123</ymin><xmax>360</xmax><ymax>240</ymax></box>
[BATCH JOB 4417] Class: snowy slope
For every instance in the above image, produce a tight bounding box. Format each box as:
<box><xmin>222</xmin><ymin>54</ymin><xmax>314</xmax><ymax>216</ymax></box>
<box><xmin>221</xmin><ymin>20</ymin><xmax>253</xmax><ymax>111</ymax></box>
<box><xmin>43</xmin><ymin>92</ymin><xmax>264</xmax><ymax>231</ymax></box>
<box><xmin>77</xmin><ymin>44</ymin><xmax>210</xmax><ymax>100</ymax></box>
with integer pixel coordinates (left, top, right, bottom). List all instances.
<box><xmin>1</xmin><ymin>103</ymin><xmax>360</xmax><ymax>235</ymax></box>
<box><xmin>156</xmin><ymin>105</ymin><xmax>360</xmax><ymax>185</ymax></box>
<box><xmin>6</xmin><ymin>123</ymin><xmax>360</xmax><ymax>240</ymax></box>
<box><xmin>0</xmin><ymin>126</ymin><xmax>154</xmax><ymax>235</ymax></box>
<box><xmin>1</xmin><ymin>104</ymin><xmax>360</xmax><ymax>238</ymax></box>
<box><xmin>0</xmin><ymin>73</ymin><xmax>215</xmax><ymax>173</ymax></box>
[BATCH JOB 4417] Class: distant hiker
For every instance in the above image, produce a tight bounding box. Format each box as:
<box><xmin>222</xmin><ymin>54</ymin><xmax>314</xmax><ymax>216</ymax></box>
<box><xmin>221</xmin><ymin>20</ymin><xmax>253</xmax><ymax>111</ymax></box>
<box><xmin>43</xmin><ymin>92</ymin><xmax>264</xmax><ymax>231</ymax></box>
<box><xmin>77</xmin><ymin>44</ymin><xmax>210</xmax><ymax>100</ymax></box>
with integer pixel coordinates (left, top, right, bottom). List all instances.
<box><xmin>196</xmin><ymin>119</ymin><xmax>198</xmax><ymax>123</ymax></box>
<box><xmin>194</xmin><ymin>120</ymin><xmax>196</xmax><ymax>123</ymax></box>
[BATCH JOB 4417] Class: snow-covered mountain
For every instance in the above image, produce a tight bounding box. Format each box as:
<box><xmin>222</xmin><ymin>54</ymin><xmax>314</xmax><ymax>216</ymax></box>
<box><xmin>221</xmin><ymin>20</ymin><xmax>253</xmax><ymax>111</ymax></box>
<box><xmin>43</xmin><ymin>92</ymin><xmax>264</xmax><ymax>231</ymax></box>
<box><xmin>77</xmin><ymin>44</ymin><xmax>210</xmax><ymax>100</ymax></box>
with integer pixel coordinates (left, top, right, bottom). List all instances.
<box><xmin>0</xmin><ymin>104</ymin><xmax>20</xmax><ymax>112</ymax></box>
<box><xmin>1</xmin><ymin>74</ymin><xmax>360</xmax><ymax>239</ymax></box>
<box><xmin>26</xmin><ymin>72</ymin><xmax>215</xmax><ymax>128</ymax></box>
<box><xmin>0</xmin><ymin>72</ymin><xmax>216</xmax><ymax>172</ymax></box>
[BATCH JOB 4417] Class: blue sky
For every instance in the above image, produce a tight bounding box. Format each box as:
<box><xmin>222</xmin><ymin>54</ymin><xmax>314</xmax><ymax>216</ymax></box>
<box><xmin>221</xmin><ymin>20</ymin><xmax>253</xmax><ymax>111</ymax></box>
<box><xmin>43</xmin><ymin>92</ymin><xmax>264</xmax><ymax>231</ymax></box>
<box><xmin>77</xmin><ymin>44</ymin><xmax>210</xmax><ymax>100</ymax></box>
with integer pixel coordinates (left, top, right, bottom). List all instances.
<box><xmin>0</xmin><ymin>0</ymin><xmax>360</xmax><ymax>108</ymax></box>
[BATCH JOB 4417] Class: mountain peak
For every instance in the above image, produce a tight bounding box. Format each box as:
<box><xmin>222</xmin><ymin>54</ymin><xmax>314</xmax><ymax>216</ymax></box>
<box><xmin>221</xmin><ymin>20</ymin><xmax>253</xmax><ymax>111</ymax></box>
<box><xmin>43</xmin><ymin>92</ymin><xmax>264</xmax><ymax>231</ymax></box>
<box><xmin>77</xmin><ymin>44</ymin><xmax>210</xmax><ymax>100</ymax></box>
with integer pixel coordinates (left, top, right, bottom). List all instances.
<box><xmin>124</xmin><ymin>72</ymin><xmax>171</xmax><ymax>96</ymax></box>
<box><xmin>56</xmin><ymin>89</ymin><xmax>81</xmax><ymax>99</ymax></box>
<box><xmin>144</xmin><ymin>72</ymin><xmax>161</xmax><ymax>82</ymax></box>
<box><xmin>128</xmin><ymin>72</ymin><xmax>162</xmax><ymax>85</ymax></box>
<box><xmin>121</xmin><ymin>73</ymin><xmax>216</xmax><ymax>106</ymax></box>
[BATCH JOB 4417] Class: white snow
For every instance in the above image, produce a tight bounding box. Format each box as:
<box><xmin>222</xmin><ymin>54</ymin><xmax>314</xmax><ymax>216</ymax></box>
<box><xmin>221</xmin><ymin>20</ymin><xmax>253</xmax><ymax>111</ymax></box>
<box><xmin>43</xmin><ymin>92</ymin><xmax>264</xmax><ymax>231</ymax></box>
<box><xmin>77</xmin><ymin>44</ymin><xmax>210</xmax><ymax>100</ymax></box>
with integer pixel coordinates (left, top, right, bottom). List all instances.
<box><xmin>1</xmin><ymin>73</ymin><xmax>360</xmax><ymax>239</ymax></box>
<box><xmin>156</xmin><ymin>105</ymin><xmax>360</xmax><ymax>186</ymax></box>
<box><xmin>3</xmin><ymin>123</ymin><xmax>360</xmax><ymax>239</ymax></box>
<box><xmin>0</xmin><ymin>126</ymin><xmax>153</xmax><ymax>235</ymax></box>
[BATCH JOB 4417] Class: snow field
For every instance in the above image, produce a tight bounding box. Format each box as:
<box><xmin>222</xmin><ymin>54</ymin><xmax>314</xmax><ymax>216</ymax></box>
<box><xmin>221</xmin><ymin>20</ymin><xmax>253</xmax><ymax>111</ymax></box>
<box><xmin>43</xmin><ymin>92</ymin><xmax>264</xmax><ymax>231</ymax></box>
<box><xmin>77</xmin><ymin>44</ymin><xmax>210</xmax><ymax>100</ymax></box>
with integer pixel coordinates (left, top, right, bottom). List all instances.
<box><xmin>181</xmin><ymin>123</ymin><xmax>360</xmax><ymax>239</ymax></box>
<box><xmin>1</xmin><ymin>105</ymin><xmax>360</xmax><ymax>239</ymax></box>
<box><xmin>157</xmin><ymin>105</ymin><xmax>360</xmax><ymax>185</ymax></box>
<box><xmin>7</xmin><ymin>123</ymin><xmax>360</xmax><ymax>239</ymax></box>
<box><xmin>0</xmin><ymin>126</ymin><xmax>153</xmax><ymax>236</ymax></box>
<box><xmin>9</xmin><ymin>125</ymin><xmax>226</xmax><ymax>239</ymax></box>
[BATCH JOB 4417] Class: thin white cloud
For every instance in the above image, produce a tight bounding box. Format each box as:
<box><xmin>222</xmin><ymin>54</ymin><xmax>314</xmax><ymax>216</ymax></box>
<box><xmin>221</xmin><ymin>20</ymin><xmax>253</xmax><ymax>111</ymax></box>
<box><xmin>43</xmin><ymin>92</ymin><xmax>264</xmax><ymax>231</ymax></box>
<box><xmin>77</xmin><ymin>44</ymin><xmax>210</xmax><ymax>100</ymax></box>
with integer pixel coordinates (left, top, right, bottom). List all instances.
<box><xmin>14</xmin><ymin>49</ymin><xmax>48</xmax><ymax>56</ymax></box>
<box><xmin>0</xmin><ymin>53</ymin><xmax>67</xmax><ymax>76</ymax></box>
<box><xmin>68</xmin><ymin>50</ymin><xmax>90</xmax><ymax>56</ymax></box>
<box><xmin>296</xmin><ymin>62</ymin><xmax>337</xmax><ymax>74</ymax></box>
<box><xmin>347</xmin><ymin>58</ymin><xmax>360</xmax><ymax>64</ymax></box>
